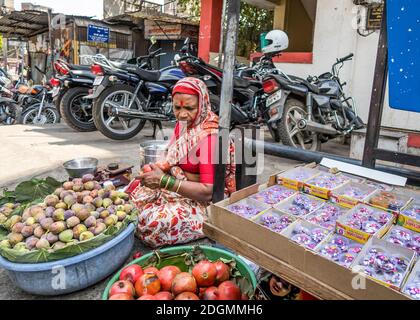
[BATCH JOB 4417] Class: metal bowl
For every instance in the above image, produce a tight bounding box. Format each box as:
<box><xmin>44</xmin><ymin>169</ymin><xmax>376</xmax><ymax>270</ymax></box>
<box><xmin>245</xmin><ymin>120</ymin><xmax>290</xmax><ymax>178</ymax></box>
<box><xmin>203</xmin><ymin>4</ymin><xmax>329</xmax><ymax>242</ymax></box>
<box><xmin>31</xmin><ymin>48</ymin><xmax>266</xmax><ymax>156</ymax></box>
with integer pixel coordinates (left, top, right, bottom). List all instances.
<box><xmin>63</xmin><ymin>157</ymin><xmax>99</xmax><ymax>179</ymax></box>
<box><xmin>139</xmin><ymin>140</ymin><xmax>168</xmax><ymax>166</ymax></box>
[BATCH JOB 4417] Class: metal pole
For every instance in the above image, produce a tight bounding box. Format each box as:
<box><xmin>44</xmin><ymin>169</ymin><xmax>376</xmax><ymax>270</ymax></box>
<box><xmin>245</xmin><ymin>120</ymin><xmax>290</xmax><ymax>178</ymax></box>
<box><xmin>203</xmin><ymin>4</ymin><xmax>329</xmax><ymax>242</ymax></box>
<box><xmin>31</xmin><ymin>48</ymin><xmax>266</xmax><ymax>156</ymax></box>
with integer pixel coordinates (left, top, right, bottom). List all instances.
<box><xmin>47</xmin><ymin>8</ymin><xmax>54</xmax><ymax>77</ymax></box>
<box><xmin>362</xmin><ymin>0</ymin><xmax>388</xmax><ymax>168</ymax></box>
<box><xmin>213</xmin><ymin>0</ymin><xmax>240</xmax><ymax>203</ymax></box>
<box><xmin>217</xmin><ymin>0</ymin><xmax>227</xmax><ymax>68</ymax></box>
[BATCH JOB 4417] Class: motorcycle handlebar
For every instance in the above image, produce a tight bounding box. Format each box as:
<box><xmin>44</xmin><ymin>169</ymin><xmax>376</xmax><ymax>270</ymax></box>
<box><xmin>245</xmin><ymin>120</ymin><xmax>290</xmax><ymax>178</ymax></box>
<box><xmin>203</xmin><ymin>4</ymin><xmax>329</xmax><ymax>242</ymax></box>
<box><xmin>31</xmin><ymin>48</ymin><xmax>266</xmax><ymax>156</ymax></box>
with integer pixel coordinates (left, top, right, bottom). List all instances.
<box><xmin>337</xmin><ymin>53</ymin><xmax>354</xmax><ymax>63</ymax></box>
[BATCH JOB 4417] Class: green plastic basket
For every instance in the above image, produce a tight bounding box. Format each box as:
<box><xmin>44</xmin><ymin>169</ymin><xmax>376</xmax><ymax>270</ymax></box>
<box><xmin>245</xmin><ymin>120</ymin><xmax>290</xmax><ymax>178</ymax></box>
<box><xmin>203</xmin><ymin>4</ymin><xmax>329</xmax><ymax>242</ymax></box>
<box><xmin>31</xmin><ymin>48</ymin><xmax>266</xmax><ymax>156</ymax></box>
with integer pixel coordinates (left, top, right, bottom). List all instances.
<box><xmin>102</xmin><ymin>245</ymin><xmax>257</xmax><ymax>300</ymax></box>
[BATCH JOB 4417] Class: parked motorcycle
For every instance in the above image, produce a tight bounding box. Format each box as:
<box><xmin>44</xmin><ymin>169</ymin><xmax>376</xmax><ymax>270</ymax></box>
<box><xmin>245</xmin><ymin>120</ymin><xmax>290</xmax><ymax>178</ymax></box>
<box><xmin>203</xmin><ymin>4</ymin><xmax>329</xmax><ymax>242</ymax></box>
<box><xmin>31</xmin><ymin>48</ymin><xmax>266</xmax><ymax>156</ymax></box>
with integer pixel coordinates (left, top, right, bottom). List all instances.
<box><xmin>53</xmin><ymin>60</ymin><xmax>96</xmax><ymax>131</ymax></box>
<box><xmin>15</xmin><ymin>66</ymin><xmax>59</xmax><ymax>125</ymax></box>
<box><xmin>263</xmin><ymin>53</ymin><xmax>364</xmax><ymax>151</ymax></box>
<box><xmin>89</xmin><ymin>46</ymin><xmax>186</xmax><ymax>140</ymax></box>
<box><xmin>0</xmin><ymin>75</ymin><xmax>21</xmax><ymax>125</ymax></box>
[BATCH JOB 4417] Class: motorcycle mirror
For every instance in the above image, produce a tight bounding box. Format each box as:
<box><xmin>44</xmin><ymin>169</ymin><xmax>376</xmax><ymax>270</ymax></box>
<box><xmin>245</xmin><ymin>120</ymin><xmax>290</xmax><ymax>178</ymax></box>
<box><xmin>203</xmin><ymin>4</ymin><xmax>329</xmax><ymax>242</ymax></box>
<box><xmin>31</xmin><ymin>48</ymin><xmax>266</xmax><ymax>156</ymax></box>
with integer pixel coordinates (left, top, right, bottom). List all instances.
<box><xmin>151</xmin><ymin>36</ymin><xmax>157</xmax><ymax>45</ymax></box>
<box><xmin>184</xmin><ymin>37</ymin><xmax>190</xmax><ymax>45</ymax></box>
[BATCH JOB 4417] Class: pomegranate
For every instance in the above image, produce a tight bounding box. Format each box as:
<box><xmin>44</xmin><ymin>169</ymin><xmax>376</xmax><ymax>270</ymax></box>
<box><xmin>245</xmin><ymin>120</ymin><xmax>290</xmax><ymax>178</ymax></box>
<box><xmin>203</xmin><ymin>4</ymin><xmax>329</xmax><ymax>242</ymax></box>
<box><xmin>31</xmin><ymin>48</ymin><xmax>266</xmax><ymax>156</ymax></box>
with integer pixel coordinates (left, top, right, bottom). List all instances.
<box><xmin>109</xmin><ymin>293</ymin><xmax>134</xmax><ymax>300</ymax></box>
<box><xmin>135</xmin><ymin>273</ymin><xmax>161</xmax><ymax>297</ymax></box>
<box><xmin>175</xmin><ymin>292</ymin><xmax>200</xmax><ymax>300</ymax></box>
<box><xmin>154</xmin><ymin>291</ymin><xmax>174</xmax><ymax>300</ymax></box>
<box><xmin>192</xmin><ymin>261</ymin><xmax>217</xmax><ymax>287</ymax></box>
<box><xmin>202</xmin><ymin>287</ymin><xmax>219</xmax><ymax>300</ymax></box>
<box><xmin>214</xmin><ymin>261</ymin><xmax>230</xmax><ymax>284</ymax></box>
<box><xmin>119</xmin><ymin>265</ymin><xmax>144</xmax><ymax>284</ymax></box>
<box><xmin>217</xmin><ymin>281</ymin><xmax>242</xmax><ymax>300</ymax></box>
<box><xmin>109</xmin><ymin>280</ymin><xmax>136</xmax><ymax>297</ymax></box>
<box><xmin>138</xmin><ymin>294</ymin><xmax>155</xmax><ymax>300</ymax></box>
<box><xmin>156</xmin><ymin>161</ymin><xmax>171</xmax><ymax>172</ymax></box>
<box><xmin>144</xmin><ymin>267</ymin><xmax>159</xmax><ymax>274</ymax></box>
<box><xmin>171</xmin><ymin>272</ymin><xmax>197</xmax><ymax>296</ymax></box>
<box><xmin>158</xmin><ymin>266</ymin><xmax>181</xmax><ymax>292</ymax></box>
<box><xmin>133</xmin><ymin>252</ymin><xmax>143</xmax><ymax>259</ymax></box>
<box><xmin>143</xmin><ymin>165</ymin><xmax>153</xmax><ymax>173</ymax></box>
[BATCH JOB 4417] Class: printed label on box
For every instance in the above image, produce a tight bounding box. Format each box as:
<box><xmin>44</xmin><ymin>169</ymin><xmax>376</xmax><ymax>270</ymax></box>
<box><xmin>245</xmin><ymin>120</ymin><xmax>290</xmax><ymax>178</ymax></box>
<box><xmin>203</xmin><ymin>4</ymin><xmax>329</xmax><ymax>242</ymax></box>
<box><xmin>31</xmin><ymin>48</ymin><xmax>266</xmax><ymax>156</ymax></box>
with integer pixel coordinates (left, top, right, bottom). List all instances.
<box><xmin>336</xmin><ymin>223</ymin><xmax>371</xmax><ymax>244</ymax></box>
<box><xmin>335</xmin><ymin>195</ymin><xmax>359</xmax><ymax>209</ymax></box>
<box><xmin>306</xmin><ymin>185</ymin><xmax>330</xmax><ymax>200</ymax></box>
<box><xmin>398</xmin><ymin>215</ymin><xmax>420</xmax><ymax>233</ymax></box>
<box><xmin>281</xmin><ymin>178</ymin><xmax>301</xmax><ymax>191</ymax></box>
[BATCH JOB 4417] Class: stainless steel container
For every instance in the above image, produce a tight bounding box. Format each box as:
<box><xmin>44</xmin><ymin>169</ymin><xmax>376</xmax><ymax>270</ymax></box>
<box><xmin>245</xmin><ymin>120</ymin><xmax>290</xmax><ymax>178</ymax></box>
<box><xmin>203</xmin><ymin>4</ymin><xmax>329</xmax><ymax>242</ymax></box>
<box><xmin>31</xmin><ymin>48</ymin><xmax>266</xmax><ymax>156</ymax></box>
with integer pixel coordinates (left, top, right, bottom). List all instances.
<box><xmin>139</xmin><ymin>140</ymin><xmax>168</xmax><ymax>166</ymax></box>
<box><xmin>63</xmin><ymin>157</ymin><xmax>98</xmax><ymax>178</ymax></box>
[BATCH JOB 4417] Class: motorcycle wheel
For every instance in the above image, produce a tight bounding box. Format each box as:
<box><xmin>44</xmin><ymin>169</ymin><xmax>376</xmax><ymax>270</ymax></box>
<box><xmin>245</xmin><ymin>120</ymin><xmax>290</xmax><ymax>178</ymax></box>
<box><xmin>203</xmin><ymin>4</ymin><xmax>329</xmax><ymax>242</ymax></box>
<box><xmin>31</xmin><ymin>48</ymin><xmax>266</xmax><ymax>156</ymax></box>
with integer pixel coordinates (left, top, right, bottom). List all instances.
<box><xmin>60</xmin><ymin>87</ymin><xmax>96</xmax><ymax>132</ymax></box>
<box><xmin>278</xmin><ymin>98</ymin><xmax>321</xmax><ymax>152</ymax></box>
<box><xmin>93</xmin><ymin>84</ymin><xmax>146</xmax><ymax>141</ymax></box>
<box><xmin>1</xmin><ymin>102</ymin><xmax>22</xmax><ymax>125</ymax></box>
<box><xmin>22</xmin><ymin>105</ymin><xmax>60</xmax><ymax>125</ymax></box>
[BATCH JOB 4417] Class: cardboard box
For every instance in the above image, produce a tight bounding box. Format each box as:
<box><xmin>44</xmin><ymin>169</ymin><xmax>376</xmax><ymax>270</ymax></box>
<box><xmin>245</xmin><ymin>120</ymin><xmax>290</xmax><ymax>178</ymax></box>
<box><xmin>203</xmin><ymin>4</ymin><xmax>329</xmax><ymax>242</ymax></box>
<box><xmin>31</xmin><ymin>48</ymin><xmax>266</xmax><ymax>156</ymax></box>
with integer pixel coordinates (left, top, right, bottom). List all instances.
<box><xmin>225</xmin><ymin>197</ymin><xmax>271</xmax><ymax>221</ymax></box>
<box><xmin>316</xmin><ymin>234</ymin><xmax>364</xmax><ymax>268</ymax></box>
<box><xmin>401</xmin><ymin>260</ymin><xmax>420</xmax><ymax>300</ymax></box>
<box><xmin>364</xmin><ymin>180</ymin><xmax>394</xmax><ymax>192</ymax></box>
<box><xmin>248</xmin><ymin>185</ymin><xmax>298</xmax><ymax>208</ymax></box>
<box><xmin>274</xmin><ymin>193</ymin><xmax>326</xmax><ymax>218</ymax></box>
<box><xmin>383</xmin><ymin>225</ymin><xmax>420</xmax><ymax>255</ymax></box>
<box><xmin>282</xmin><ymin>220</ymin><xmax>332</xmax><ymax>253</ymax></box>
<box><xmin>210</xmin><ymin>183</ymin><xmax>297</xmax><ymax>265</ymax></box>
<box><xmin>277</xmin><ymin>167</ymin><xmax>320</xmax><ymax>191</ymax></box>
<box><xmin>398</xmin><ymin>200</ymin><xmax>420</xmax><ymax>233</ymax></box>
<box><xmin>336</xmin><ymin>204</ymin><xmax>395</xmax><ymax>244</ymax></box>
<box><xmin>253</xmin><ymin>209</ymin><xmax>297</xmax><ymax>234</ymax></box>
<box><xmin>303</xmin><ymin>173</ymin><xmax>351</xmax><ymax>200</ymax></box>
<box><xmin>331</xmin><ymin>182</ymin><xmax>378</xmax><ymax>209</ymax></box>
<box><xmin>365</xmin><ymin>190</ymin><xmax>412</xmax><ymax>218</ymax></box>
<box><xmin>351</xmin><ymin>237</ymin><xmax>417</xmax><ymax>291</ymax></box>
<box><xmin>305</xmin><ymin>203</ymin><xmax>349</xmax><ymax>231</ymax></box>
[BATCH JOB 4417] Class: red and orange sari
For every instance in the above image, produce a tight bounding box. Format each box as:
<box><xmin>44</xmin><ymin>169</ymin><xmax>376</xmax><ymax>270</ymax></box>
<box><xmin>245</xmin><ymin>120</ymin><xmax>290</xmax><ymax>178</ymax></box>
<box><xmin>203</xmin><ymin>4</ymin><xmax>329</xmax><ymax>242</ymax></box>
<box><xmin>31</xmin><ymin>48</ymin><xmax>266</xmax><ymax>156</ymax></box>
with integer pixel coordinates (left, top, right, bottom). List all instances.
<box><xmin>128</xmin><ymin>78</ymin><xmax>236</xmax><ymax>248</ymax></box>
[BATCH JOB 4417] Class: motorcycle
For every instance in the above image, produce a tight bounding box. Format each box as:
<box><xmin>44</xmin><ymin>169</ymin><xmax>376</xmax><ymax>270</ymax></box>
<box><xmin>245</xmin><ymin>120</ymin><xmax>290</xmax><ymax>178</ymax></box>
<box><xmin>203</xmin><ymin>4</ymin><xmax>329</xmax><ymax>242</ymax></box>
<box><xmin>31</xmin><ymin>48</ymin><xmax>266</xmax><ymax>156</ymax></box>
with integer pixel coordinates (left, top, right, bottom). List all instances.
<box><xmin>0</xmin><ymin>75</ymin><xmax>21</xmax><ymax>125</ymax></box>
<box><xmin>17</xmin><ymin>67</ymin><xmax>60</xmax><ymax>125</ymax></box>
<box><xmin>88</xmin><ymin>46</ymin><xmax>186</xmax><ymax>141</ymax></box>
<box><xmin>263</xmin><ymin>53</ymin><xmax>364</xmax><ymax>151</ymax></box>
<box><xmin>52</xmin><ymin>59</ymin><xmax>96</xmax><ymax>132</ymax></box>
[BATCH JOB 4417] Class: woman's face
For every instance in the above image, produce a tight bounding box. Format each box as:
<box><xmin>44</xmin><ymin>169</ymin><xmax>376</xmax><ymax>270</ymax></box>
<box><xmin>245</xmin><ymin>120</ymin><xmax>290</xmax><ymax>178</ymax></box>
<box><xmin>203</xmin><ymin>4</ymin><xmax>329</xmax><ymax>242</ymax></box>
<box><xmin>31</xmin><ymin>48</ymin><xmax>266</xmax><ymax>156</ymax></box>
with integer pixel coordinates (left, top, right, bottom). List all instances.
<box><xmin>173</xmin><ymin>93</ymin><xmax>199</xmax><ymax>126</ymax></box>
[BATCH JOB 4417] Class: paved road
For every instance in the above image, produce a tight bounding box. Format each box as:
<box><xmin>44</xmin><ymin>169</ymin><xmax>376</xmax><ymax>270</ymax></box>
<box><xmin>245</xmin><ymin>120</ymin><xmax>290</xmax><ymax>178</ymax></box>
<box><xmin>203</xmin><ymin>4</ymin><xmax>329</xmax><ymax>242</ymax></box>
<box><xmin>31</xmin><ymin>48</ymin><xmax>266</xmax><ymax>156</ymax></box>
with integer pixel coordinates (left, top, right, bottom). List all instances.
<box><xmin>0</xmin><ymin>122</ymin><xmax>350</xmax><ymax>300</ymax></box>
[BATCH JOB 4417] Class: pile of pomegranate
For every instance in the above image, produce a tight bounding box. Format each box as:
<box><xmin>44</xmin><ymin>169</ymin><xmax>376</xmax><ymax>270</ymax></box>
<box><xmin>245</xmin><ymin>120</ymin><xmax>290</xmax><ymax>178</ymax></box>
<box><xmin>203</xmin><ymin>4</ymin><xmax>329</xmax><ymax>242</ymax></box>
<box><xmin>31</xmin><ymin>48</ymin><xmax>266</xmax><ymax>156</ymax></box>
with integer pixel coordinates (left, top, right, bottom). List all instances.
<box><xmin>108</xmin><ymin>260</ymin><xmax>249</xmax><ymax>300</ymax></box>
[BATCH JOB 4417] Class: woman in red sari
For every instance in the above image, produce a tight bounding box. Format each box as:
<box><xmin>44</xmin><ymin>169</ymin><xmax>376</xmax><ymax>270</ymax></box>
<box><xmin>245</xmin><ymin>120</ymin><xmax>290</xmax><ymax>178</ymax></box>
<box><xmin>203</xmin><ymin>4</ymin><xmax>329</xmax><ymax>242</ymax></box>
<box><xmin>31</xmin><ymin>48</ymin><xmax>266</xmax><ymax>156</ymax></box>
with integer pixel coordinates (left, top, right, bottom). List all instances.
<box><xmin>129</xmin><ymin>77</ymin><xmax>236</xmax><ymax>248</ymax></box>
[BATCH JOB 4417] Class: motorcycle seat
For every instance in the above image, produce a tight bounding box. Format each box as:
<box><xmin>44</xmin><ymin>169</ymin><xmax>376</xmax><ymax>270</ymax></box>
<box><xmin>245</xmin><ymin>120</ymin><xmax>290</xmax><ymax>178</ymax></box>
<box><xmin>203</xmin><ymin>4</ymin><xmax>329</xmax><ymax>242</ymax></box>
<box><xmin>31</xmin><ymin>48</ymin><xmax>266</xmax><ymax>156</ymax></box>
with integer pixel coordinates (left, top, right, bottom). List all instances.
<box><xmin>71</xmin><ymin>70</ymin><xmax>96</xmax><ymax>79</ymax></box>
<box><xmin>129</xmin><ymin>67</ymin><xmax>161</xmax><ymax>82</ymax></box>
<box><xmin>68</xmin><ymin>64</ymin><xmax>91</xmax><ymax>71</ymax></box>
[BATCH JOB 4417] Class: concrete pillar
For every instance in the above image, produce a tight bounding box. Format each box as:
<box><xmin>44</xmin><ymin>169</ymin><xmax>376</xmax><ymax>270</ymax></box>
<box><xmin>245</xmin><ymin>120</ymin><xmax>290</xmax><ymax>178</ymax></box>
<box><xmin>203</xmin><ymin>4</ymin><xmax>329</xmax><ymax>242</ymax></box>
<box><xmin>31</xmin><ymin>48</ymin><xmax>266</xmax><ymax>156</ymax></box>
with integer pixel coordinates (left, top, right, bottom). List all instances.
<box><xmin>198</xmin><ymin>0</ymin><xmax>223</xmax><ymax>62</ymax></box>
<box><xmin>273</xmin><ymin>0</ymin><xmax>287</xmax><ymax>30</ymax></box>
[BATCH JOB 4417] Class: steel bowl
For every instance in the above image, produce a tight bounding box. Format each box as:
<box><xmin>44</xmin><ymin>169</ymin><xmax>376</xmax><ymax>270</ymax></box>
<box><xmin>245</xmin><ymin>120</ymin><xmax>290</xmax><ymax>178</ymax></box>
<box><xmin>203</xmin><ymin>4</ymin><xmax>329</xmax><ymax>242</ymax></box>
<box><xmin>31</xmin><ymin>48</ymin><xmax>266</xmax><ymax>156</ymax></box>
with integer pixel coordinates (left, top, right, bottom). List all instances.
<box><xmin>63</xmin><ymin>157</ymin><xmax>99</xmax><ymax>179</ymax></box>
<box><xmin>139</xmin><ymin>140</ymin><xmax>168</xmax><ymax>166</ymax></box>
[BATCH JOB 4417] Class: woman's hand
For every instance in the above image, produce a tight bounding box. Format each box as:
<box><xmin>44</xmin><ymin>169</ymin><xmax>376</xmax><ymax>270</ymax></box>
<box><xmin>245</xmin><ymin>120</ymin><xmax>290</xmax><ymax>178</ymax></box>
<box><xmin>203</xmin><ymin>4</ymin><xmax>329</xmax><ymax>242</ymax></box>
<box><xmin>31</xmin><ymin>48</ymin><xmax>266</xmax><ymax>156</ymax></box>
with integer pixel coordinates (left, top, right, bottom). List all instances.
<box><xmin>139</xmin><ymin>164</ymin><xmax>165</xmax><ymax>189</ymax></box>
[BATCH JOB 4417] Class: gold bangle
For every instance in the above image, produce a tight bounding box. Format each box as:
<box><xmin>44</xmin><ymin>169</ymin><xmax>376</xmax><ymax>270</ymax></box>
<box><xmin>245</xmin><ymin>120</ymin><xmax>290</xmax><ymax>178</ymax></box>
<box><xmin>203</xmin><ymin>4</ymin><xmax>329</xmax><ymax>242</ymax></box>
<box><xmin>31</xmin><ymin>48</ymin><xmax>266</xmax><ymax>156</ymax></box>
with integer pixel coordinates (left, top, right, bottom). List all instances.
<box><xmin>176</xmin><ymin>181</ymin><xmax>183</xmax><ymax>194</ymax></box>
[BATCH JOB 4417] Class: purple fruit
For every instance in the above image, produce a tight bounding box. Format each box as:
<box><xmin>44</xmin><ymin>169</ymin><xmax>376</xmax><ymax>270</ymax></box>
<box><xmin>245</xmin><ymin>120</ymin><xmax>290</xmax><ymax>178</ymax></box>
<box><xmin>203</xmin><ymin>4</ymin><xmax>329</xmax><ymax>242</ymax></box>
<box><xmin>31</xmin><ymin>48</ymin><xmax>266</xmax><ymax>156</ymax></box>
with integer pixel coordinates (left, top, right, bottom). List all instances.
<box><xmin>40</xmin><ymin>218</ymin><xmax>54</xmax><ymax>230</ymax></box>
<box><xmin>84</xmin><ymin>216</ymin><xmax>97</xmax><ymax>228</ymax></box>
<box><xmin>46</xmin><ymin>233</ymin><xmax>59</xmax><ymax>245</ymax></box>
<box><xmin>25</xmin><ymin>237</ymin><xmax>39</xmax><ymax>250</ymax></box>
<box><xmin>64</xmin><ymin>210</ymin><xmax>75</xmax><ymax>220</ymax></box>
<box><xmin>82</xmin><ymin>174</ymin><xmax>95</xmax><ymax>183</ymax></box>
<box><xmin>45</xmin><ymin>207</ymin><xmax>55</xmax><ymax>218</ymax></box>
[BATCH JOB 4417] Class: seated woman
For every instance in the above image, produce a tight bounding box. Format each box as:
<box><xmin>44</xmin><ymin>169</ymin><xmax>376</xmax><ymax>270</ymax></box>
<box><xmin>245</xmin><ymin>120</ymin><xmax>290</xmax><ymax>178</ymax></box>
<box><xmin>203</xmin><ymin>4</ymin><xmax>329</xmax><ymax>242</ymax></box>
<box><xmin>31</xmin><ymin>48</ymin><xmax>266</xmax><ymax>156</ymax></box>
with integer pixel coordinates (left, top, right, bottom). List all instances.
<box><xmin>129</xmin><ymin>77</ymin><xmax>236</xmax><ymax>248</ymax></box>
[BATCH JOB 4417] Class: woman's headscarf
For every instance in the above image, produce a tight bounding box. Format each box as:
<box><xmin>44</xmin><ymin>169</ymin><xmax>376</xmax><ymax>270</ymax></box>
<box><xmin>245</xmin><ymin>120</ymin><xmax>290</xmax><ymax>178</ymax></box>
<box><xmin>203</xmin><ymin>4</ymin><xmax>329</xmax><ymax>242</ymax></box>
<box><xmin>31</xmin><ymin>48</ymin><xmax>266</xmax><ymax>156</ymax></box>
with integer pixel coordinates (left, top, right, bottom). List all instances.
<box><xmin>166</xmin><ymin>77</ymin><xmax>236</xmax><ymax>195</ymax></box>
<box><xmin>166</xmin><ymin>77</ymin><xmax>219</xmax><ymax>166</ymax></box>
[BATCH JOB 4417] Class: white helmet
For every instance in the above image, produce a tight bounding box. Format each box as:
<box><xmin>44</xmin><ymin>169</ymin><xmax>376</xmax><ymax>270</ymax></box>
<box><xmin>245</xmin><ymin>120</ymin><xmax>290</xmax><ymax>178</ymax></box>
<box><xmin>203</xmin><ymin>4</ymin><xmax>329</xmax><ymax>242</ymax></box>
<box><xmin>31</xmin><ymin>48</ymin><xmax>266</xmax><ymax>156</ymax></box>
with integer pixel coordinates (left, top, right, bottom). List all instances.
<box><xmin>262</xmin><ymin>30</ymin><xmax>289</xmax><ymax>55</ymax></box>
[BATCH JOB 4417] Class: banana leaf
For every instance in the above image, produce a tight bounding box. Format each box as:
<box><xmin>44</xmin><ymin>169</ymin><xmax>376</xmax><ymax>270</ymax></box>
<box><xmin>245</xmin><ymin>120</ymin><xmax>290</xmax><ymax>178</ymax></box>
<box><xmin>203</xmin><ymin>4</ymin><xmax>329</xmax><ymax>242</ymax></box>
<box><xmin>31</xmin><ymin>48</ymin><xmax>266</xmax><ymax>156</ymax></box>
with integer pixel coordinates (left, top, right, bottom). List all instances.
<box><xmin>14</xmin><ymin>177</ymin><xmax>61</xmax><ymax>203</ymax></box>
<box><xmin>0</xmin><ymin>212</ymin><xmax>138</xmax><ymax>264</ymax></box>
